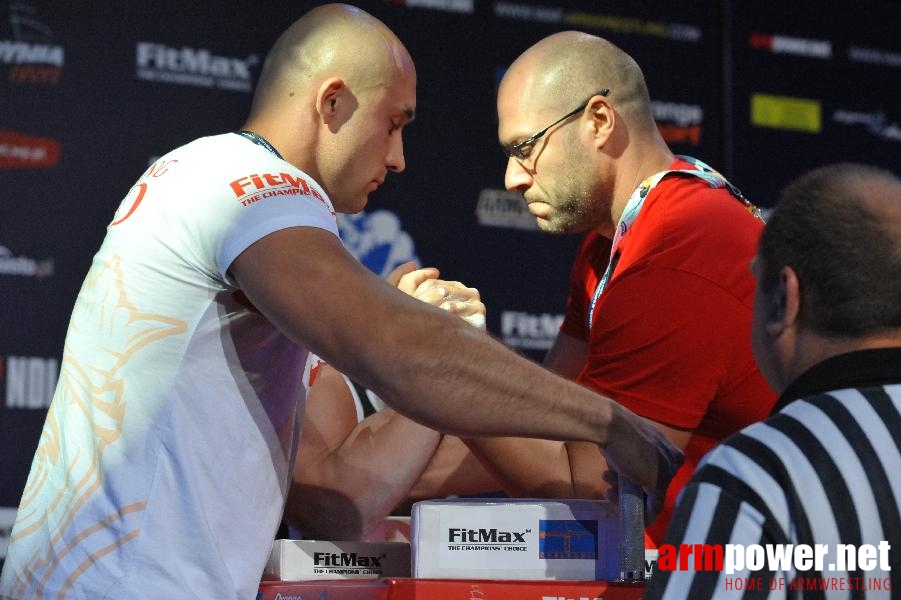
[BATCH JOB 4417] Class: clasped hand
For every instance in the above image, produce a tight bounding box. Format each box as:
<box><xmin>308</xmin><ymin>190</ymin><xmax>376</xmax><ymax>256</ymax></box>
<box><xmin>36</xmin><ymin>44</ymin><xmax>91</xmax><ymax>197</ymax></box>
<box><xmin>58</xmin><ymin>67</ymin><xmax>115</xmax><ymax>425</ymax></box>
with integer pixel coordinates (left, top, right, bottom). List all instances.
<box><xmin>387</xmin><ymin>261</ymin><xmax>486</xmax><ymax>330</ymax></box>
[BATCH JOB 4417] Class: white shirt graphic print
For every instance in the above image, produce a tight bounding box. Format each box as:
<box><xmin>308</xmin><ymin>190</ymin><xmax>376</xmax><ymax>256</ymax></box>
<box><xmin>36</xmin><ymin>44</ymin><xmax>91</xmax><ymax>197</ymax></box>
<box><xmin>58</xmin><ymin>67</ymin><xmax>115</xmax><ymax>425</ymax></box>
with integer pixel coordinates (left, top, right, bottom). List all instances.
<box><xmin>0</xmin><ymin>133</ymin><xmax>339</xmax><ymax>599</ymax></box>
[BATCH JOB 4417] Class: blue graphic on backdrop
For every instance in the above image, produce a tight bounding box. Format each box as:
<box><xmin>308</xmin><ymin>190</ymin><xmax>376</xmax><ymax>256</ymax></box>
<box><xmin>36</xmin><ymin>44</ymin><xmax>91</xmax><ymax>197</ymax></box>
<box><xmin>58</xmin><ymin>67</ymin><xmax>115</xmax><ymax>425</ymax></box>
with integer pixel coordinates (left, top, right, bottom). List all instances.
<box><xmin>337</xmin><ymin>210</ymin><xmax>419</xmax><ymax>277</ymax></box>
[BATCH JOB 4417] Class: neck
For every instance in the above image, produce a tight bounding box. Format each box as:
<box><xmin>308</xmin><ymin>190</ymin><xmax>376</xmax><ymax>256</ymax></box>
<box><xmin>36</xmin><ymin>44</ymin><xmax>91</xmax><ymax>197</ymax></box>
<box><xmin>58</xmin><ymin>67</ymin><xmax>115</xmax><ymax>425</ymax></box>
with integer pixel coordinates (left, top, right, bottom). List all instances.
<box><xmin>240</xmin><ymin>118</ymin><xmax>317</xmax><ymax>177</ymax></box>
<box><xmin>608</xmin><ymin>142</ymin><xmax>675</xmax><ymax>227</ymax></box>
<box><xmin>779</xmin><ymin>329</ymin><xmax>901</xmax><ymax>394</ymax></box>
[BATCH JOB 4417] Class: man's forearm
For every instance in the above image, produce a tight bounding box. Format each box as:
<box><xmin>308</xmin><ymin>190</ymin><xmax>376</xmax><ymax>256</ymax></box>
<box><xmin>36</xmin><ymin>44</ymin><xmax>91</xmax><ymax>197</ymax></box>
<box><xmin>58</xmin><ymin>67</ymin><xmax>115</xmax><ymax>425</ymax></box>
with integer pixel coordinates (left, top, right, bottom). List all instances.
<box><xmin>461</xmin><ymin>437</ymin><xmax>577</xmax><ymax>498</ymax></box>
<box><xmin>405</xmin><ymin>435</ymin><xmax>501</xmax><ymax>502</ymax></box>
<box><xmin>350</xmin><ymin>310</ymin><xmax>615</xmax><ymax>445</ymax></box>
<box><xmin>287</xmin><ymin>409</ymin><xmax>441</xmax><ymax>540</ymax></box>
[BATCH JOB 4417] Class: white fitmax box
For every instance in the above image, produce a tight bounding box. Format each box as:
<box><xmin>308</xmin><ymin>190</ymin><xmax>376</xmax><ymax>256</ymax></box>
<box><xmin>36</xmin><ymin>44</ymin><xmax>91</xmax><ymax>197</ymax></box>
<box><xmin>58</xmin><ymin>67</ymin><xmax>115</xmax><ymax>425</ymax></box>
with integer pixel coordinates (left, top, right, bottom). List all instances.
<box><xmin>263</xmin><ymin>539</ymin><xmax>411</xmax><ymax>581</ymax></box>
<box><xmin>411</xmin><ymin>498</ymin><xmax>628</xmax><ymax>581</ymax></box>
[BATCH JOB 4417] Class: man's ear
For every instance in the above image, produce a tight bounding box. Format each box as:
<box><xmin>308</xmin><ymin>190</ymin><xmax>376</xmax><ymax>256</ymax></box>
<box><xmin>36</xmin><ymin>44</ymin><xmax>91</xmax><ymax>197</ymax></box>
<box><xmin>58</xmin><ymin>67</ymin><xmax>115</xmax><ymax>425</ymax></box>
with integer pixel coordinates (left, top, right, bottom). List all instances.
<box><xmin>766</xmin><ymin>266</ymin><xmax>801</xmax><ymax>335</ymax></box>
<box><xmin>316</xmin><ymin>77</ymin><xmax>345</xmax><ymax>125</ymax></box>
<box><xmin>588</xmin><ymin>95</ymin><xmax>614</xmax><ymax>149</ymax></box>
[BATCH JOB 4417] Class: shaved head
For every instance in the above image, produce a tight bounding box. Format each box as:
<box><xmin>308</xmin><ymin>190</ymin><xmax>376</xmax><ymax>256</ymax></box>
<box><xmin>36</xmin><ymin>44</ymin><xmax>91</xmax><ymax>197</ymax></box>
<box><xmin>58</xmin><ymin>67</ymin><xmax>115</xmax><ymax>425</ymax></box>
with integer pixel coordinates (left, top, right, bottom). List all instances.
<box><xmin>500</xmin><ymin>31</ymin><xmax>655</xmax><ymax>133</ymax></box>
<box><xmin>249</xmin><ymin>4</ymin><xmax>415</xmax><ymax>121</ymax></box>
<box><xmin>240</xmin><ymin>4</ymin><xmax>417</xmax><ymax>212</ymax></box>
<box><xmin>497</xmin><ymin>31</ymin><xmax>673</xmax><ymax>236</ymax></box>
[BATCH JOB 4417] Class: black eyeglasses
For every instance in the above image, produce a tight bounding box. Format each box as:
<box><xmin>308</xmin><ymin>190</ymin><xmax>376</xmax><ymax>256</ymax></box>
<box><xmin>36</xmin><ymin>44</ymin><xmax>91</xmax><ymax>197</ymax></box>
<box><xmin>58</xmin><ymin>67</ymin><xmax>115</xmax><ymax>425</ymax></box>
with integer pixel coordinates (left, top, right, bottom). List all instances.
<box><xmin>502</xmin><ymin>89</ymin><xmax>610</xmax><ymax>161</ymax></box>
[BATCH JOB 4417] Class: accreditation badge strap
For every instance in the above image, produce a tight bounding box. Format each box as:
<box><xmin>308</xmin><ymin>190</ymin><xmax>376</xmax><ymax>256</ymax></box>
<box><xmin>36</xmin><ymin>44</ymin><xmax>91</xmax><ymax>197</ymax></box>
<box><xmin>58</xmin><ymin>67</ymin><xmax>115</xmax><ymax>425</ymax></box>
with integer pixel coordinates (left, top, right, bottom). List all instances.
<box><xmin>585</xmin><ymin>156</ymin><xmax>763</xmax><ymax>332</ymax></box>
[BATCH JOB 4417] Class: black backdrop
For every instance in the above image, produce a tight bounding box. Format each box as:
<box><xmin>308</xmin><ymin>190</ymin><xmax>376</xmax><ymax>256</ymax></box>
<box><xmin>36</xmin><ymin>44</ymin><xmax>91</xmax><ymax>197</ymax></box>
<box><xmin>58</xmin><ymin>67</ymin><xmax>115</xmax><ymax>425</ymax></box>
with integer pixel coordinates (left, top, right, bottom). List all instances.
<box><xmin>2</xmin><ymin>0</ymin><xmax>900</xmax><ymax>560</ymax></box>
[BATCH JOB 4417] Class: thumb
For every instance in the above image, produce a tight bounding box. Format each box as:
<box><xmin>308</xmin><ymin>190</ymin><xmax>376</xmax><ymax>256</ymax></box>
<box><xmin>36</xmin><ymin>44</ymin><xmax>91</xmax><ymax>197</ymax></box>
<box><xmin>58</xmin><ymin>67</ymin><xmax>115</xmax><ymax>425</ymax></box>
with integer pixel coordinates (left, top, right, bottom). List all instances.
<box><xmin>385</xmin><ymin>261</ymin><xmax>419</xmax><ymax>287</ymax></box>
<box><xmin>395</xmin><ymin>266</ymin><xmax>441</xmax><ymax>296</ymax></box>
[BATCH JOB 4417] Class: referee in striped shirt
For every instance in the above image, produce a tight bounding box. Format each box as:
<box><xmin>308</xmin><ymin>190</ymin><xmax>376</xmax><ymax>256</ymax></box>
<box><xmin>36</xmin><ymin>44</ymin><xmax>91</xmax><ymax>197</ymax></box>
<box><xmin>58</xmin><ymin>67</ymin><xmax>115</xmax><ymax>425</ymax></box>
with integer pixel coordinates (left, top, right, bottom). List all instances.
<box><xmin>645</xmin><ymin>163</ymin><xmax>900</xmax><ymax>599</ymax></box>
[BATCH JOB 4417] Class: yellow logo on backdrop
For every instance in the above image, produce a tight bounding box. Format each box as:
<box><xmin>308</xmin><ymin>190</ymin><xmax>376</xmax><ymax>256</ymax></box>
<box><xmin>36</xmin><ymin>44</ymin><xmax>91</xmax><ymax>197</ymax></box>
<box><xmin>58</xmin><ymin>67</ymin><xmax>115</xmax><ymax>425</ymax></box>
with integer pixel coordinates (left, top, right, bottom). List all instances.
<box><xmin>751</xmin><ymin>94</ymin><xmax>822</xmax><ymax>133</ymax></box>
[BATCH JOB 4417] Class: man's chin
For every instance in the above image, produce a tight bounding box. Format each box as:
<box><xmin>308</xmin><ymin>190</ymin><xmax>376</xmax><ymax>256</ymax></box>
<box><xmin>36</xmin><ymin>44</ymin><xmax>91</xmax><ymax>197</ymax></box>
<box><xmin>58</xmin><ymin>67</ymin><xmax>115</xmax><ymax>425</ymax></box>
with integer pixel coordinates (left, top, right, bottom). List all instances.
<box><xmin>335</xmin><ymin>195</ymin><xmax>370</xmax><ymax>215</ymax></box>
<box><xmin>535</xmin><ymin>217</ymin><xmax>582</xmax><ymax>236</ymax></box>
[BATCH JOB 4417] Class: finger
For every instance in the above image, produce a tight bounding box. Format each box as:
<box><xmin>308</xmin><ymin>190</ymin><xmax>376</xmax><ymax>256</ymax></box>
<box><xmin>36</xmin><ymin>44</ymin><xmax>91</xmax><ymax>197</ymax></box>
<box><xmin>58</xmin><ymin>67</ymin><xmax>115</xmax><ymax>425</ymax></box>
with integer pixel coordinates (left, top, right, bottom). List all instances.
<box><xmin>438</xmin><ymin>302</ymin><xmax>487</xmax><ymax>330</ymax></box>
<box><xmin>461</xmin><ymin>313</ymin><xmax>486</xmax><ymax>331</ymax></box>
<box><xmin>431</xmin><ymin>284</ymin><xmax>482</xmax><ymax>304</ymax></box>
<box><xmin>416</xmin><ymin>278</ymin><xmax>479</xmax><ymax>297</ymax></box>
<box><xmin>414</xmin><ymin>278</ymin><xmax>455</xmax><ymax>296</ymax></box>
<box><xmin>605</xmin><ymin>487</ymin><xmax>618</xmax><ymax>506</ymax></box>
<box><xmin>647</xmin><ymin>437</ymin><xmax>684</xmax><ymax>523</ymax></box>
<box><xmin>414</xmin><ymin>286</ymin><xmax>450</xmax><ymax>307</ymax></box>
<box><xmin>601</xmin><ymin>469</ymin><xmax>619</xmax><ymax>489</ymax></box>
<box><xmin>600</xmin><ymin>469</ymin><xmax>619</xmax><ymax>505</ymax></box>
<box><xmin>440</xmin><ymin>299</ymin><xmax>486</xmax><ymax>317</ymax></box>
<box><xmin>396</xmin><ymin>267</ymin><xmax>440</xmax><ymax>295</ymax></box>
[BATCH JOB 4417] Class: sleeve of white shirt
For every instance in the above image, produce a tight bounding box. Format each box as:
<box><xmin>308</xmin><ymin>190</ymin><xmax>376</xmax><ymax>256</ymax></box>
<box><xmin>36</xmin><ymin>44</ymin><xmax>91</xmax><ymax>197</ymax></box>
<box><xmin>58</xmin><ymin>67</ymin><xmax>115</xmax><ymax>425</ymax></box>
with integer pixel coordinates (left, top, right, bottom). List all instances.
<box><xmin>113</xmin><ymin>134</ymin><xmax>341</xmax><ymax>288</ymax></box>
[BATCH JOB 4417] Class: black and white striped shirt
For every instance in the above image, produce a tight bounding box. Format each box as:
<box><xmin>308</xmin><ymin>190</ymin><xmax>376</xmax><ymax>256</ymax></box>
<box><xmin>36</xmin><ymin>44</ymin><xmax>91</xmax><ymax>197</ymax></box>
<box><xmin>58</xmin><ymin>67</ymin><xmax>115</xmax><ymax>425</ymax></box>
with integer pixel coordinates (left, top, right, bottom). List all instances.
<box><xmin>645</xmin><ymin>348</ymin><xmax>901</xmax><ymax>599</ymax></box>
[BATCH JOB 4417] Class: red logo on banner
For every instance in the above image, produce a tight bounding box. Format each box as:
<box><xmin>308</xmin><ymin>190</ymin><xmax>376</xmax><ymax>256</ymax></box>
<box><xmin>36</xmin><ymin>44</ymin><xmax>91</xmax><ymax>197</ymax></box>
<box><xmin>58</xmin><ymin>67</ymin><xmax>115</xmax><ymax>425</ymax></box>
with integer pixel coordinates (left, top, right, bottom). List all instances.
<box><xmin>749</xmin><ymin>32</ymin><xmax>774</xmax><ymax>50</ymax></box>
<box><xmin>0</xmin><ymin>131</ymin><xmax>61</xmax><ymax>168</ymax></box>
<box><xmin>658</xmin><ymin>123</ymin><xmax>702</xmax><ymax>145</ymax></box>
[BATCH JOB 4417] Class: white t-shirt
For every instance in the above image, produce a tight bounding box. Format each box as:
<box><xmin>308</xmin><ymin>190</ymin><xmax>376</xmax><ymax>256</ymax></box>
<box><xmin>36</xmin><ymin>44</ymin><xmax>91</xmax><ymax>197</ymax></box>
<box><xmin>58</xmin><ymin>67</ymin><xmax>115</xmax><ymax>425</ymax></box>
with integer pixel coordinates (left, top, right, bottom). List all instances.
<box><xmin>0</xmin><ymin>133</ymin><xmax>339</xmax><ymax>599</ymax></box>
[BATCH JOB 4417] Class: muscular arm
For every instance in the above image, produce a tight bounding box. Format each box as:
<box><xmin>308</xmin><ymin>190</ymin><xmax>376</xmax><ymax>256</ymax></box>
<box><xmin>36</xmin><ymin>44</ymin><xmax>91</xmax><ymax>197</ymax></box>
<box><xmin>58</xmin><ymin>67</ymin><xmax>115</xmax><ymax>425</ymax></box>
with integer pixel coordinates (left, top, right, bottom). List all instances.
<box><xmin>403</xmin><ymin>435</ymin><xmax>501</xmax><ymax>504</ymax></box>
<box><xmin>461</xmin><ymin>330</ymin><xmax>599</xmax><ymax>498</ymax></box>
<box><xmin>284</xmin><ymin>365</ymin><xmax>442</xmax><ymax>540</ymax></box>
<box><xmin>230</xmin><ymin>228</ymin><xmax>681</xmax><ymax>509</ymax></box>
<box><xmin>463</xmin><ymin>330</ymin><xmax>690</xmax><ymax>501</ymax></box>
<box><xmin>285</xmin><ymin>267</ymin><xmax>494</xmax><ymax>539</ymax></box>
<box><xmin>463</xmin><ymin>424</ymin><xmax>691</xmax><ymax>500</ymax></box>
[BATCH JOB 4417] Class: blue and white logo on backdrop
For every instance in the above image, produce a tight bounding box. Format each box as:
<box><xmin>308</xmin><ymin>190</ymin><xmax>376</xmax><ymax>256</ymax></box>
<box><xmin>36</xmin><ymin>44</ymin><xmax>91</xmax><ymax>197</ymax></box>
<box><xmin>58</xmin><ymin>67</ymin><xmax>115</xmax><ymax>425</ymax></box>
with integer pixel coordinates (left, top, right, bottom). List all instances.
<box><xmin>337</xmin><ymin>210</ymin><xmax>419</xmax><ymax>276</ymax></box>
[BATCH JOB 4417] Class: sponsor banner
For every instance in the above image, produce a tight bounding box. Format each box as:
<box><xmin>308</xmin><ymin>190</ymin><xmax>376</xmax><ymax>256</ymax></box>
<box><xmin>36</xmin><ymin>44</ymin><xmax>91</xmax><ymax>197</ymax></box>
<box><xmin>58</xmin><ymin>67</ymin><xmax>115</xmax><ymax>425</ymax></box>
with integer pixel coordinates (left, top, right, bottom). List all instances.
<box><xmin>833</xmin><ymin>109</ymin><xmax>901</xmax><ymax>142</ymax></box>
<box><xmin>750</xmin><ymin>93</ymin><xmax>822</xmax><ymax>133</ymax></box>
<box><xmin>2</xmin><ymin>355</ymin><xmax>58</xmax><ymax>410</ymax></box>
<box><xmin>501</xmin><ymin>311</ymin><xmax>563</xmax><ymax>351</ymax></box>
<box><xmin>135</xmin><ymin>42</ymin><xmax>258</xmax><ymax>92</ymax></box>
<box><xmin>0</xmin><ymin>2</ymin><xmax>64</xmax><ymax>86</ymax></box>
<box><xmin>847</xmin><ymin>46</ymin><xmax>901</xmax><ymax>68</ymax></box>
<box><xmin>1</xmin><ymin>507</ymin><xmax>16</xmax><ymax>560</ymax></box>
<box><xmin>653</xmin><ymin>100</ymin><xmax>703</xmax><ymax>146</ymax></box>
<box><xmin>0</xmin><ymin>245</ymin><xmax>54</xmax><ymax>278</ymax></box>
<box><xmin>385</xmin><ymin>0</ymin><xmax>475</xmax><ymax>14</ymax></box>
<box><xmin>475</xmin><ymin>189</ymin><xmax>539</xmax><ymax>231</ymax></box>
<box><xmin>492</xmin><ymin>2</ymin><xmax>701</xmax><ymax>43</ymax></box>
<box><xmin>0</xmin><ymin>131</ymin><xmax>60</xmax><ymax>169</ymax></box>
<box><xmin>748</xmin><ymin>33</ymin><xmax>832</xmax><ymax>59</ymax></box>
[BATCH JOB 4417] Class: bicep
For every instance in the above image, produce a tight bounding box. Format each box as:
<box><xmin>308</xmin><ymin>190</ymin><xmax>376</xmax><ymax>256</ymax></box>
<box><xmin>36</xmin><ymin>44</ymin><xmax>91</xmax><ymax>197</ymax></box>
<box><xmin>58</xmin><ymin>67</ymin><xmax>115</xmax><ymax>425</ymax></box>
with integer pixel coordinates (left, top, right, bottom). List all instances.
<box><xmin>298</xmin><ymin>365</ymin><xmax>361</xmax><ymax>460</ymax></box>
<box><xmin>230</xmin><ymin>227</ymin><xmax>377</xmax><ymax>350</ymax></box>
<box><xmin>229</xmin><ymin>226</ymin><xmax>428</xmax><ymax>387</ymax></box>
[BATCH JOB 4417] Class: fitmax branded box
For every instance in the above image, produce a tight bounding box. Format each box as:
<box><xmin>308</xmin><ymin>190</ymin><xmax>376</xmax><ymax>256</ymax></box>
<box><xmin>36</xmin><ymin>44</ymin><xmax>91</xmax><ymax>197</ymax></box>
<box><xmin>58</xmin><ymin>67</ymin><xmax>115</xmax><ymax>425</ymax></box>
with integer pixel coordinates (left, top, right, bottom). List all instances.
<box><xmin>411</xmin><ymin>499</ymin><xmax>625</xmax><ymax>581</ymax></box>
<box><xmin>263</xmin><ymin>539</ymin><xmax>411</xmax><ymax>581</ymax></box>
